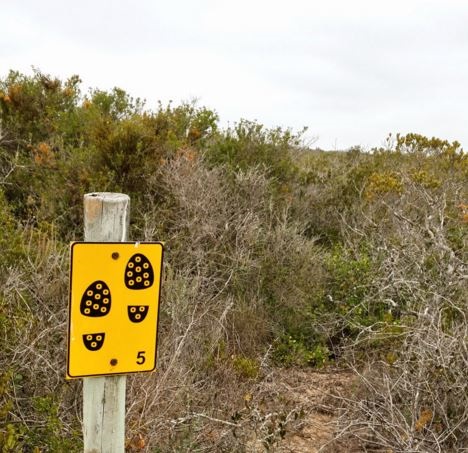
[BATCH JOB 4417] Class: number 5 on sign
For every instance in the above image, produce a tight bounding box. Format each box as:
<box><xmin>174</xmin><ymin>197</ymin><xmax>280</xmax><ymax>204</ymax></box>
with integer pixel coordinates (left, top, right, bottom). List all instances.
<box><xmin>67</xmin><ymin>242</ymin><xmax>164</xmax><ymax>379</ymax></box>
<box><xmin>136</xmin><ymin>351</ymin><xmax>146</xmax><ymax>364</ymax></box>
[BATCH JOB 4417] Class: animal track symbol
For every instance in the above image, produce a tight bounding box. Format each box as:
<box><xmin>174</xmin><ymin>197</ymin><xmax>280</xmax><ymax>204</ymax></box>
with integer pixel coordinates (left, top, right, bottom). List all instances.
<box><xmin>80</xmin><ymin>281</ymin><xmax>112</xmax><ymax>317</ymax></box>
<box><xmin>125</xmin><ymin>254</ymin><xmax>154</xmax><ymax>290</ymax></box>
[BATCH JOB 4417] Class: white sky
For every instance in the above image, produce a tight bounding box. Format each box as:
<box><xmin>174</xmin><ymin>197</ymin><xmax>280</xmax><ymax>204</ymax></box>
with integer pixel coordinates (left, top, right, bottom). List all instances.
<box><xmin>1</xmin><ymin>0</ymin><xmax>467</xmax><ymax>150</ymax></box>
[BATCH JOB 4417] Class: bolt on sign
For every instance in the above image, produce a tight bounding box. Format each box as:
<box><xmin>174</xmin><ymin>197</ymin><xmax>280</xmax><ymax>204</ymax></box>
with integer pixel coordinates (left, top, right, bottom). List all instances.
<box><xmin>67</xmin><ymin>242</ymin><xmax>164</xmax><ymax>379</ymax></box>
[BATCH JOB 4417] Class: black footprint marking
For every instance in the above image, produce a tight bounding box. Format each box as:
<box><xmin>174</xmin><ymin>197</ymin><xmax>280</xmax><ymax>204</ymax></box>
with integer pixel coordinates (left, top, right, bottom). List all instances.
<box><xmin>80</xmin><ymin>280</ymin><xmax>111</xmax><ymax>317</ymax></box>
<box><xmin>82</xmin><ymin>333</ymin><xmax>105</xmax><ymax>351</ymax></box>
<box><xmin>128</xmin><ymin>305</ymin><xmax>149</xmax><ymax>323</ymax></box>
<box><xmin>125</xmin><ymin>254</ymin><xmax>154</xmax><ymax>290</ymax></box>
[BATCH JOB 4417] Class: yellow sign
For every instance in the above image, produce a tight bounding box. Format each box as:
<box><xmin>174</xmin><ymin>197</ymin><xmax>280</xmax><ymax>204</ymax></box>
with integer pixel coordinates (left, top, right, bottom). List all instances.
<box><xmin>67</xmin><ymin>242</ymin><xmax>164</xmax><ymax>379</ymax></box>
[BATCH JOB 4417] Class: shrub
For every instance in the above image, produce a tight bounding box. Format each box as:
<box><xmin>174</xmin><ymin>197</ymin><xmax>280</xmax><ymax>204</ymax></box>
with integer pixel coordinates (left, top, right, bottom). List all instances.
<box><xmin>2</xmin><ymin>68</ymin><xmax>467</xmax><ymax>451</ymax></box>
<box><xmin>205</xmin><ymin>119</ymin><xmax>302</xmax><ymax>182</ymax></box>
<box><xmin>333</xmin><ymin>152</ymin><xmax>468</xmax><ymax>451</ymax></box>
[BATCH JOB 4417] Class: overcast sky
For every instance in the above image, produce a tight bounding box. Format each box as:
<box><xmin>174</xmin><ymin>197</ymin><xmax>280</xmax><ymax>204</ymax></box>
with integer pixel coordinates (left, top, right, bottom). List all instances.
<box><xmin>1</xmin><ymin>0</ymin><xmax>467</xmax><ymax>150</ymax></box>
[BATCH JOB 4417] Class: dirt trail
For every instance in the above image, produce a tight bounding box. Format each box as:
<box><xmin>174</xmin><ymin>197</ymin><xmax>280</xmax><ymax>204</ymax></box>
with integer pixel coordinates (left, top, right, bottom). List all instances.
<box><xmin>246</xmin><ymin>368</ymin><xmax>357</xmax><ymax>452</ymax></box>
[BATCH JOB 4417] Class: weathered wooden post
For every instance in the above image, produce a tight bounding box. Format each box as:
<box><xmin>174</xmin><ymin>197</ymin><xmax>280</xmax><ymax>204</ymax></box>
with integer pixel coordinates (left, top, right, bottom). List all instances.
<box><xmin>82</xmin><ymin>192</ymin><xmax>130</xmax><ymax>453</ymax></box>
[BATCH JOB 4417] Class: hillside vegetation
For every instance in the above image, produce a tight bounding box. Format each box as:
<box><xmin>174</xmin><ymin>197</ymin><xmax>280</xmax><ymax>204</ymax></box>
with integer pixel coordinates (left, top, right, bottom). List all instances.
<box><xmin>0</xmin><ymin>70</ymin><xmax>467</xmax><ymax>452</ymax></box>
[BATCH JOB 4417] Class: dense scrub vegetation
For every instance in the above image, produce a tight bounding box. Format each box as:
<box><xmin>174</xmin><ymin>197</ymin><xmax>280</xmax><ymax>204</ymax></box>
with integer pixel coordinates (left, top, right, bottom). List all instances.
<box><xmin>0</xmin><ymin>69</ymin><xmax>466</xmax><ymax>451</ymax></box>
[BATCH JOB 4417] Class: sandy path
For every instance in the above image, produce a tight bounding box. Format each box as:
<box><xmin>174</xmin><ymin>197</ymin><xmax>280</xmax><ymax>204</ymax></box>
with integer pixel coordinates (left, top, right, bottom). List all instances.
<box><xmin>245</xmin><ymin>368</ymin><xmax>357</xmax><ymax>452</ymax></box>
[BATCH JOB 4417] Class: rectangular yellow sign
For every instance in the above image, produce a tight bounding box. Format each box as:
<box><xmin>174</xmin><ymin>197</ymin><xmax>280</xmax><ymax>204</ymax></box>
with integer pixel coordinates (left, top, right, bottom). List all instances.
<box><xmin>67</xmin><ymin>242</ymin><xmax>163</xmax><ymax>379</ymax></box>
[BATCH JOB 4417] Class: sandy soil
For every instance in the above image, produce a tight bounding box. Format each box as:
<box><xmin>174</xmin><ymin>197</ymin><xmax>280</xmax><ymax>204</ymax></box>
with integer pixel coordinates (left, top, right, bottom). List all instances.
<box><xmin>244</xmin><ymin>368</ymin><xmax>359</xmax><ymax>453</ymax></box>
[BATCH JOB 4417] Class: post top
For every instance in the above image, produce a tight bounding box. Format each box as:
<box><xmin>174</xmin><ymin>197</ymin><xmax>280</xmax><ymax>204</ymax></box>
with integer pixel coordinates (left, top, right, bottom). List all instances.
<box><xmin>84</xmin><ymin>192</ymin><xmax>130</xmax><ymax>202</ymax></box>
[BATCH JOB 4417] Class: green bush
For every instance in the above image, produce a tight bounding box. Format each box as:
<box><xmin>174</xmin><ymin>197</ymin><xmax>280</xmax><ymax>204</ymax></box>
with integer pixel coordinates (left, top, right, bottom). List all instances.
<box><xmin>1</xmin><ymin>69</ymin><xmax>467</xmax><ymax>451</ymax></box>
<box><xmin>205</xmin><ymin>119</ymin><xmax>302</xmax><ymax>182</ymax></box>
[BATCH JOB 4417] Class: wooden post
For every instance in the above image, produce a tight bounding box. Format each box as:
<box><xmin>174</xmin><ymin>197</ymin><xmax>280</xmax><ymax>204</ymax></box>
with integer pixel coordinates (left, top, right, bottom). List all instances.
<box><xmin>83</xmin><ymin>192</ymin><xmax>130</xmax><ymax>453</ymax></box>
